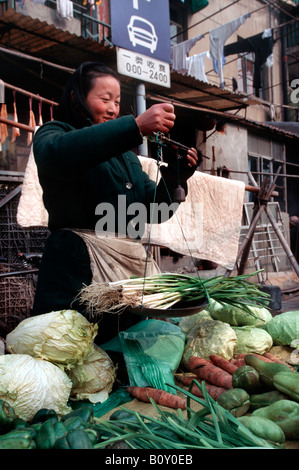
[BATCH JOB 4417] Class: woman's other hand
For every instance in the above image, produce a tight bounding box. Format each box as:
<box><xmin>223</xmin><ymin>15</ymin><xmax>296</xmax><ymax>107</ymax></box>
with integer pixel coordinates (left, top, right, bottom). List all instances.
<box><xmin>136</xmin><ymin>103</ymin><xmax>176</xmax><ymax>136</ymax></box>
<box><xmin>185</xmin><ymin>147</ymin><xmax>198</xmax><ymax>167</ymax></box>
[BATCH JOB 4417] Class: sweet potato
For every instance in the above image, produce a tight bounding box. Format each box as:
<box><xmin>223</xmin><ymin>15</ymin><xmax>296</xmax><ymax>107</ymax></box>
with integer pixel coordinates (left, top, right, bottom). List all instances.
<box><xmin>126</xmin><ymin>386</ymin><xmax>186</xmax><ymax>410</ymax></box>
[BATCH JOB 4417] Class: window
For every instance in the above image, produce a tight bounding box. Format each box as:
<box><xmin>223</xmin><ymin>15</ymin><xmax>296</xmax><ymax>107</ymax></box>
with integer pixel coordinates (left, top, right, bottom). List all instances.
<box><xmin>248</xmin><ymin>134</ymin><xmax>286</xmax><ymax>211</ymax></box>
<box><xmin>238</xmin><ymin>52</ymin><xmax>270</xmax><ymax>100</ymax></box>
<box><xmin>238</xmin><ymin>53</ymin><xmax>254</xmax><ymax>96</ymax></box>
<box><xmin>170</xmin><ymin>0</ymin><xmax>188</xmax><ymax>45</ymax></box>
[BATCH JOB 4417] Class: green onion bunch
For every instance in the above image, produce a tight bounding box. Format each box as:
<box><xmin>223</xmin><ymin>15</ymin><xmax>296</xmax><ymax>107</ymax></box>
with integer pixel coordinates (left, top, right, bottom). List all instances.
<box><xmin>79</xmin><ymin>271</ymin><xmax>270</xmax><ymax>316</ymax></box>
<box><xmin>92</xmin><ymin>381</ymin><xmax>279</xmax><ymax>450</ymax></box>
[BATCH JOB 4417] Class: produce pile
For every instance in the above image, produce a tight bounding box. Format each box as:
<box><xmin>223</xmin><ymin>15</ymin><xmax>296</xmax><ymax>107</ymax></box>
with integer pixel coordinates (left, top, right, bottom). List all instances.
<box><xmin>0</xmin><ymin>310</ymin><xmax>117</xmax><ymax>421</ymax></box>
<box><xmin>0</xmin><ymin>273</ymin><xmax>298</xmax><ymax>449</ymax></box>
<box><xmin>0</xmin><ymin>380</ymin><xmax>285</xmax><ymax>450</ymax></box>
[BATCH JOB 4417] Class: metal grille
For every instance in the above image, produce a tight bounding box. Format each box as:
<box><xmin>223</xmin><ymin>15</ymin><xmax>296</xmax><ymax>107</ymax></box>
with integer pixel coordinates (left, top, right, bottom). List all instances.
<box><xmin>0</xmin><ymin>181</ymin><xmax>48</xmax><ymax>265</ymax></box>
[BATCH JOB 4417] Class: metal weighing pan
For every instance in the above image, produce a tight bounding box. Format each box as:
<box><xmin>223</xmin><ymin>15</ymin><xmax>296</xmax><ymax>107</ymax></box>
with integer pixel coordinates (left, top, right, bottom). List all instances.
<box><xmin>127</xmin><ymin>300</ymin><xmax>209</xmax><ymax>318</ymax></box>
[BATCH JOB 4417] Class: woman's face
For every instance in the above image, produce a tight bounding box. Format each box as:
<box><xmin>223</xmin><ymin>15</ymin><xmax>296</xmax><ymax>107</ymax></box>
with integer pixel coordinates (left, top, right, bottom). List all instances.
<box><xmin>85</xmin><ymin>75</ymin><xmax>121</xmax><ymax>124</ymax></box>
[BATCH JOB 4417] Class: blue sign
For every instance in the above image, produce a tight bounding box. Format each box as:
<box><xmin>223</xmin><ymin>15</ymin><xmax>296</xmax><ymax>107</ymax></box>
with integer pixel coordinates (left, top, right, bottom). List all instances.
<box><xmin>110</xmin><ymin>0</ymin><xmax>171</xmax><ymax>64</ymax></box>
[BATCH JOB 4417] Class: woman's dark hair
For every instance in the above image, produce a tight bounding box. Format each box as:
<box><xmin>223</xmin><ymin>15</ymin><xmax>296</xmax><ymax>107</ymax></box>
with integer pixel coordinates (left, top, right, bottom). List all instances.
<box><xmin>55</xmin><ymin>62</ymin><xmax>120</xmax><ymax>128</ymax></box>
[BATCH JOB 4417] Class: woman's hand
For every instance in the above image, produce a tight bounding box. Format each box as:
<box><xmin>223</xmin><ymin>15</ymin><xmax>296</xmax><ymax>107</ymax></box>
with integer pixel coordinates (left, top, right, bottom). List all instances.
<box><xmin>186</xmin><ymin>147</ymin><xmax>198</xmax><ymax>168</ymax></box>
<box><xmin>136</xmin><ymin>103</ymin><xmax>176</xmax><ymax>136</ymax></box>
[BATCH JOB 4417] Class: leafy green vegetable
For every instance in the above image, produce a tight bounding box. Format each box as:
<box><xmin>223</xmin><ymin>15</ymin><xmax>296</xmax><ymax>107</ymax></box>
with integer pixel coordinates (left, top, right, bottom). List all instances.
<box><xmin>92</xmin><ymin>382</ymin><xmax>277</xmax><ymax>449</ymax></box>
<box><xmin>79</xmin><ymin>271</ymin><xmax>270</xmax><ymax>316</ymax></box>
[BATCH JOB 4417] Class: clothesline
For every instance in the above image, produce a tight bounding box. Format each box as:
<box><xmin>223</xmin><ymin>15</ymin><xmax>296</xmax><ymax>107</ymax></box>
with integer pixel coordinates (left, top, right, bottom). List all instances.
<box><xmin>263</xmin><ymin>0</ymin><xmax>298</xmax><ymax>22</ymax></box>
<box><xmin>172</xmin><ymin>2</ymin><xmax>298</xmax><ymax>90</ymax></box>
<box><xmin>204</xmin><ymin>17</ymin><xmax>298</xmax><ymax>77</ymax></box>
<box><xmin>171</xmin><ymin>1</ymin><xmax>269</xmax><ymax>41</ymax></box>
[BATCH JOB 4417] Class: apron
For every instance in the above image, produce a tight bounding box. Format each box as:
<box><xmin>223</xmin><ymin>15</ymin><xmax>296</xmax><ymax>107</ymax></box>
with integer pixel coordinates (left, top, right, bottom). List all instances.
<box><xmin>73</xmin><ymin>230</ymin><xmax>161</xmax><ymax>283</ymax></box>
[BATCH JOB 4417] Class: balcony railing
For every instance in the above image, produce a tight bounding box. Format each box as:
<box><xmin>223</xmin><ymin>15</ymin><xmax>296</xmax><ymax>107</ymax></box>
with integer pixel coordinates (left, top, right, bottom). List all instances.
<box><xmin>45</xmin><ymin>0</ymin><xmax>112</xmax><ymax>45</ymax></box>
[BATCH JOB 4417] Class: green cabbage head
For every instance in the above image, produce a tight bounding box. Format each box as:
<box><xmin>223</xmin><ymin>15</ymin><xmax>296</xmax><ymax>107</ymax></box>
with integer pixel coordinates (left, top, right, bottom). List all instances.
<box><xmin>232</xmin><ymin>326</ymin><xmax>273</xmax><ymax>355</ymax></box>
<box><xmin>67</xmin><ymin>344</ymin><xmax>117</xmax><ymax>403</ymax></box>
<box><xmin>6</xmin><ymin>310</ymin><xmax>98</xmax><ymax>369</ymax></box>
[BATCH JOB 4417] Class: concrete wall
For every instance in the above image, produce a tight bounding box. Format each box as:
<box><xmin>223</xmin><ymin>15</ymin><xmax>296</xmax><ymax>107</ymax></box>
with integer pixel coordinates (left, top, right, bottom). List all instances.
<box><xmin>15</xmin><ymin>1</ymin><xmax>81</xmax><ymax>35</ymax></box>
<box><xmin>198</xmin><ymin>122</ymin><xmax>249</xmax><ymax>190</ymax></box>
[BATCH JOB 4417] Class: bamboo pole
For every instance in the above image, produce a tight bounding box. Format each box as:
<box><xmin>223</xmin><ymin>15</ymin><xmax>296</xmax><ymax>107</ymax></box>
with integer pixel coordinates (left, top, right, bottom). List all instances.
<box><xmin>236</xmin><ymin>167</ymin><xmax>282</xmax><ymax>274</ymax></box>
<box><xmin>265</xmin><ymin>206</ymin><xmax>299</xmax><ymax>278</ymax></box>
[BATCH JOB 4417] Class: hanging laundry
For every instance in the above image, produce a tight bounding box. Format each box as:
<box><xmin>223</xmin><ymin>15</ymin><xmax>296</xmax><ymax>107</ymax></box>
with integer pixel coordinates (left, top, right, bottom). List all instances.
<box><xmin>0</xmin><ymin>104</ymin><xmax>8</xmax><ymax>145</ymax></box>
<box><xmin>171</xmin><ymin>34</ymin><xmax>204</xmax><ymax>74</ymax></box>
<box><xmin>209</xmin><ymin>13</ymin><xmax>251</xmax><ymax>88</ymax></box>
<box><xmin>56</xmin><ymin>0</ymin><xmax>73</xmax><ymax>19</ymax></box>
<box><xmin>83</xmin><ymin>0</ymin><xmax>97</xmax><ymax>10</ymax></box>
<box><xmin>27</xmin><ymin>97</ymin><xmax>36</xmax><ymax>146</ymax></box>
<box><xmin>186</xmin><ymin>51</ymin><xmax>211</xmax><ymax>82</ymax></box>
<box><xmin>223</xmin><ymin>28</ymin><xmax>274</xmax><ymax>90</ymax></box>
<box><xmin>11</xmin><ymin>91</ymin><xmax>21</xmax><ymax>144</ymax></box>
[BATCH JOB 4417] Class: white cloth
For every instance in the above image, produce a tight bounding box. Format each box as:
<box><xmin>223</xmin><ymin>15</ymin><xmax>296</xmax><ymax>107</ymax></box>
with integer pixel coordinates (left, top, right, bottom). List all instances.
<box><xmin>209</xmin><ymin>14</ymin><xmax>251</xmax><ymax>87</ymax></box>
<box><xmin>17</xmin><ymin>147</ymin><xmax>245</xmax><ymax>270</ymax></box>
<box><xmin>186</xmin><ymin>51</ymin><xmax>210</xmax><ymax>82</ymax></box>
<box><xmin>56</xmin><ymin>0</ymin><xmax>73</xmax><ymax>19</ymax></box>
<box><xmin>171</xmin><ymin>34</ymin><xmax>204</xmax><ymax>74</ymax></box>
<box><xmin>138</xmin><ymin>156</ymin><xmax>245</xmax><ymax>270</ymax></box>
<box><xmin>17</xmin><ymin>131</ymin><xmax>49</xmax><ymax>228</ymax></box>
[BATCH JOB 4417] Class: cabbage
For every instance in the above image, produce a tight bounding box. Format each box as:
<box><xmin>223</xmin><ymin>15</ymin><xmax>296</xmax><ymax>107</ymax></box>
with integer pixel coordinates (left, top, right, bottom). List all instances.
<box><xmin>262</xmin><ymin>310</ymin><xmax>299</xmax><ymax>346</ymax></box>
<box><xmin>232</xmin><ymin>326</ymin><xmax>273</xmax><ymax>355</ymax></box>
<box><xmin>67</xmin><ymin>344</ymin><xmax>117</xmax><ymax>403</ymax></box>
<box><xmin>208</xmin><ymin>299</ymin><xmax>272</xmax><ymax>327</ymax></box>
<box><xmin>0</xmin><ymin>354</ymin><xmax>72</xmax><ymax>421</ymax></box>
<box><xmin>178</xmin><ymin>309</ymin><xmax>212</xmax><ymax>335</ymax></box>
<box><xmin>6</xmin><ymin>310</ymin><xmax>98</xmax><ymax>370</ymax></box>
<box><xmin>182</xmin><ymin>319</ymin><xmax>237</xmax><ymax>367</ymax></box>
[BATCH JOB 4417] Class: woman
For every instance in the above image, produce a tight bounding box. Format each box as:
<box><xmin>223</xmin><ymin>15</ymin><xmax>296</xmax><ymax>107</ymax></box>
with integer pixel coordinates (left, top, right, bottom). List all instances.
<box><xmin>32</xmin><ymin>62</ymin><xmax>198</xmax><ymax>343</ymax></box>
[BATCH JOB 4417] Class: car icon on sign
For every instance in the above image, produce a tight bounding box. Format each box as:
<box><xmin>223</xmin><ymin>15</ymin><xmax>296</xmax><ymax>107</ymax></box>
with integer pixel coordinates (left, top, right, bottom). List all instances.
<box><xmin>127</xmin><ymin>15</ymin><xmax>158</xmax><ymax>54</ymax></box>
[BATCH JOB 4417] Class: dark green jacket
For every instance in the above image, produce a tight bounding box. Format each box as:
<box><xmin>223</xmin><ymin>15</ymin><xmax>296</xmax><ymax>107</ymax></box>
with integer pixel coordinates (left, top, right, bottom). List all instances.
<box><xmin>33</xmin><ymin>115</ymin><xmax>191</xmax><ymax>234</ymax></box>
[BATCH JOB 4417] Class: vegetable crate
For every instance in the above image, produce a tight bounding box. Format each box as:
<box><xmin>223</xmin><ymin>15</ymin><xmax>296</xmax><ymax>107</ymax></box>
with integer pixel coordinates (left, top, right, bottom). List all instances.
<box><xmin>0</xmin><ymin>264</ymin><xmax>35</xmax><ymax>336</ymax></box>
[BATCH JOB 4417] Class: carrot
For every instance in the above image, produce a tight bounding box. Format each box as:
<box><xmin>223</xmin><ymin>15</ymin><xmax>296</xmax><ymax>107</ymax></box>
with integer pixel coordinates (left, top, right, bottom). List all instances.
<box><xmin>188</xmin><ymin>356</ymin><xmax>233</xmax><ymax>389</ymax></box>
<box><xmin>188</xmin><ymin>356</ymin><xmax>212</xmax><ymax>369</ymax></box>
<box><xmin>231</xmin><ymin>358</ymin><xmax>246</xmax><ymax>368</ymax></box>
<box><xmin>234</xmin><ymin>353</ymin><xmax>274</xmax><ymax>363</ymax></box>
<box><xmin>176</xmin><ymin>374</ymin><xmax>226</xmax><ymax>400</ymax></box>
<box><xmin>126</xmin><ymin>386</ymin><xmax>187</xmax><ymax>410</ymax></box>
<box><xmin>209</xmin><ymin>355</ymin><xmax>238</xmax><ymax>375</ymax></box>
<box><xmin>185</xmin><ymin>382</ymin><xmax>226</xmax><ymax>400</ymax></box>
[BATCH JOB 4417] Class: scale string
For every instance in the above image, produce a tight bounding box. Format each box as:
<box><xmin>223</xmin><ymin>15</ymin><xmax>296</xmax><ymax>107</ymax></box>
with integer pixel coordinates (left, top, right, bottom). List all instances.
<box><xmin>141</xmin><ymin>134</ymin><xmax>210</xmax><ymax>307</ymax></box>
